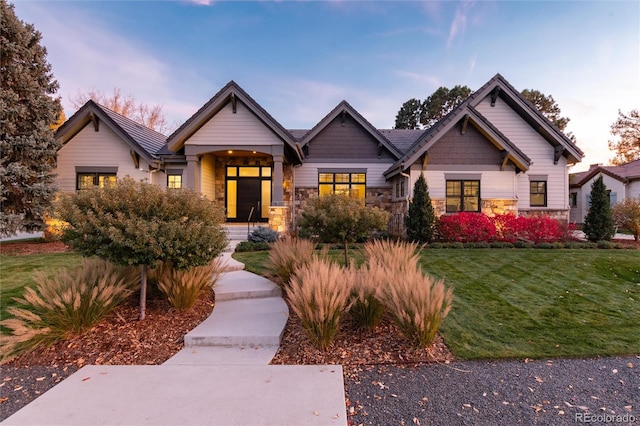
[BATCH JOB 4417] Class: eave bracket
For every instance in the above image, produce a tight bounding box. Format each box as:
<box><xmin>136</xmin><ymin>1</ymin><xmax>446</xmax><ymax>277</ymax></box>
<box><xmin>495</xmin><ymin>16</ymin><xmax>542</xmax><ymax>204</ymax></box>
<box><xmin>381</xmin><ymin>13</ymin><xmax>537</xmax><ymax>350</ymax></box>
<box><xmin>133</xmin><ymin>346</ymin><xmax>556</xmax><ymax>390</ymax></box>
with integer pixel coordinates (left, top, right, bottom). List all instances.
<box><xmin>231</xmin><ymin>93</ymin><xmax>237</xmax><ymax>113</ymax></box>
<box><xmin>461</xmin><ymin>114</ymin><xmax>469</xmax><ymax>135</ymax></box>
<box><xmin>553</xmin><ymin>145</ymin><xmax>564</xmax><ymax>165</ymax></box>
<box><xmin>491</xmin><ymin>87</ymin><xmax>501</xmax><ymax>107</ymax></box>
<box><xmin>89</xmin><ymin>112</ymin><xmax>99</xmax><ymax>131</ymax></box>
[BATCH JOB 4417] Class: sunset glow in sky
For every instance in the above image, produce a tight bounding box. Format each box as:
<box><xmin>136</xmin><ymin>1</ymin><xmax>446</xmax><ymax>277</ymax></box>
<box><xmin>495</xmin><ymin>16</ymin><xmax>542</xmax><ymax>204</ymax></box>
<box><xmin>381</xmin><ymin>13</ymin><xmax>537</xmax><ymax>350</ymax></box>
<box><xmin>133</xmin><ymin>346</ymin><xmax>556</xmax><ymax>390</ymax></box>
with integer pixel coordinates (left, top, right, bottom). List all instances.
<box><xmin>13</xmin><ymin>0</ymin><xmax>640</xmax><ymax>171</ymax></box>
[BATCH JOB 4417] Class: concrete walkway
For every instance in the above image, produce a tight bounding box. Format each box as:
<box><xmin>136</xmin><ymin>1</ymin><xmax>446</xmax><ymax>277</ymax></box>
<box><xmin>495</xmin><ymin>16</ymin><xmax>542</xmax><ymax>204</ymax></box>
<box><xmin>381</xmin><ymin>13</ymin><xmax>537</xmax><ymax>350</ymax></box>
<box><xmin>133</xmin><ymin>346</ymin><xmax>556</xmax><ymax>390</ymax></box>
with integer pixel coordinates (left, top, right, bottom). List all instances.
<box><xmin>2</xmin><ymin>247</ymin><xmax>348</xmax><ymax>425</ymax></box>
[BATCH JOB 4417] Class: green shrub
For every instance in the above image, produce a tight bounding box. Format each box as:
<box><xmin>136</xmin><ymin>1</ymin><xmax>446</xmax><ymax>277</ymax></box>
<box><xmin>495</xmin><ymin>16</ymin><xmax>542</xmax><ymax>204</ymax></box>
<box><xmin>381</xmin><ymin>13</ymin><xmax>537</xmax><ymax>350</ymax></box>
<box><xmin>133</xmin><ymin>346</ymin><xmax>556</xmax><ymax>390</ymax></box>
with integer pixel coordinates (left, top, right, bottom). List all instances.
<box><xmin>514</xmin><ymin>241</ymin><xmax>535</xmax><ymax>249</ymax></box>
<box><xmin>264</xmin><ymin>238</ymin><xmax>323</xmax><ymax>291</ymax></box>
<box><xmin>583</xmin><ymin>176</ymin><xmax>615</xmax><ymax>242</ymax></box>
<box><xmin>490</xmin><ymin>241</ymin><xmax>514</xmax><ymax>249</ymax></box>
<box><xmin>156</xmin><ymin>258</ymin><xmax>223</xmax><ymax>310</ymax></box>
<box><xmin>0</xmin><ymin>258</ymin><xmax>138</xmax><ymax>361</ymax></box>
<box><xmin>427</xmin><ymin>242</ymin><xmax>444</xmax><ymax>249</ymax></box>
<box><xmin>442</xmin><ymin>242</ymin><xmax>464</xmax><ymax>249</ymax></box>
<box><xmin>597</xmin><ymin>240</ymin><xmax>614</xmax><ymax>249</ymax></box>
<box><xmin>235</xmin><ymin>241</ymin><xmax>270</xmax><ymax>252</ymax></box>
<box><xmin>287</xmin><ymin>257</ymin><xmax>355</xmax><ymax>350</ymax></box>
<box><xmin>405</xmin><ymin>173</ymin><xmax>437</xmax><ymax>243</ymax></box>
<box><xmin>535</xmin><ymin>242</ymin><xmax>555</xmax><ymax>249</ymax></box>
<box><xmin>249</xmin><ymin>226</ymin><xmax>280</xmax><ymax>243</ymax></box>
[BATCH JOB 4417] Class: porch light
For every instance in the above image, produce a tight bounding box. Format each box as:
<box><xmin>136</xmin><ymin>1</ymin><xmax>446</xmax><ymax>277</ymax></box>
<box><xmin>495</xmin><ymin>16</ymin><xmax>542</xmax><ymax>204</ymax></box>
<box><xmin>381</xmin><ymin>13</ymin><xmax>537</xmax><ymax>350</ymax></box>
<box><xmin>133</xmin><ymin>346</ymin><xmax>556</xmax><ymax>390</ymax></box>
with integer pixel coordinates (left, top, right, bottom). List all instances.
<box><xmin>228</xmin><ymin>150</ymin><xmax>233</xmax><ymax>154</ymax></box>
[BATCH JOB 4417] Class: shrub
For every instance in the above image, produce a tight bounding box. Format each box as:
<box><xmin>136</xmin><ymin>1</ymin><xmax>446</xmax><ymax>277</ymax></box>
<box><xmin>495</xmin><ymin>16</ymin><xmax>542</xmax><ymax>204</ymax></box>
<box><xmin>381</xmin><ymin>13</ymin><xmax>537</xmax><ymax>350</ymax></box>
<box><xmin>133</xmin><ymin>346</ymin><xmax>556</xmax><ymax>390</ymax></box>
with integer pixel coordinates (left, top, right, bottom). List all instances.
<box><xmin>583</xmin><ymin>176</ymin><xmax>615</xmax><ymax>242</ymax></box>
<box><xmin>298</xmin><ymin>194</ymin><xmax>390</xmax><ymax>266</ymax></box>
<box><xmin>535</xmin><ymin>242</ymin><xmax>555</xmax><ymax>249</ymax></box>
<box><xmin>264</xmin><ymin>238</ymin><xmax>321</xmax><ymax>291</ymax></box>
<box><xmin>405</xmin><ymin>173</ymin><xmax>437</xmax><ymax>243</ymax></box>
<box><xmin>249</xmin><ymin>226</ymin><xmax>280</xmax><ymax>243</ymax></box>
<box><xmin>234</xmin><ymin>241</ymin><xmax>270</xmax><ymax>252</ymax></box>
<box><xmin>287</xmin><ymin>257</ymin><xmax>355</xmax><ymax>350</ymax></box>
<box><xmin>490</xmin><ymin>241</ymin><xmax>514</xmax><ymax>249</ymax></box>
<box><xmin>597</xmin><ymin>240</ymin><xmax>614</xmax><ymax>249</ymax></box>
<box><xmin>380</xmin><ymin>266</ymin><xmax>453</xmax><ymax>347</ymax></box>
<box><xmin>514</xmin><ymin>241</ymin><xmax>535</xmax><ymax>249</ymax></box>
<box><xmin>1</xmin><ymin>258</ymin><xmax>138</xmax><ymax>361</ymax></box>
<box><xmin>437</xmin><ymin>212</ymin><xmax>496</xmax><ymax>242</ymax></box>
<box><xmin>156</xmin><ymin>258</ymin><xmax>224</xmax><ymax>310</ymax></box>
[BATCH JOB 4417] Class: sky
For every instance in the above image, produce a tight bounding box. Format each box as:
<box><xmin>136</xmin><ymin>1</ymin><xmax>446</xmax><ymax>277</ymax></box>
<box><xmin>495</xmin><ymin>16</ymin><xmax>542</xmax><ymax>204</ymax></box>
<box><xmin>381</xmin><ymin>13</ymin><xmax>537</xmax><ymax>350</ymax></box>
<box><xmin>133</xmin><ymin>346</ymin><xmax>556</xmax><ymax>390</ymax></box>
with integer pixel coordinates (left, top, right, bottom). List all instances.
<box><xmin>12</xmin><ymin>0</ymin><xmax>640</xmax><ymax>172</ymax></box>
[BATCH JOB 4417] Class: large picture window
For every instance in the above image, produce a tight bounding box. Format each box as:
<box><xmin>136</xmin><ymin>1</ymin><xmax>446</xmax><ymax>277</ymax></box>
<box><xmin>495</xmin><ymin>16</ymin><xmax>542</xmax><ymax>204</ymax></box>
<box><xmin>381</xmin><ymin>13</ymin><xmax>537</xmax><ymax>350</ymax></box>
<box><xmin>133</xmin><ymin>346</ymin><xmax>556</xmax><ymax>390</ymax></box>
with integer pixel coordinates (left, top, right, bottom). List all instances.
<box><xmin>318</xmin><ymin>171</ymin><xmax>366</xmax><ymax>201</ymax></box>
<box><xmin>530</xmin><ymin>181</ymin><xmax>547</xmax><ymax>207</ymax></box>
<box><xmin>446</xmin><ymin>180</ymin><xmax>480</xmax><ymax>213</ymax></box>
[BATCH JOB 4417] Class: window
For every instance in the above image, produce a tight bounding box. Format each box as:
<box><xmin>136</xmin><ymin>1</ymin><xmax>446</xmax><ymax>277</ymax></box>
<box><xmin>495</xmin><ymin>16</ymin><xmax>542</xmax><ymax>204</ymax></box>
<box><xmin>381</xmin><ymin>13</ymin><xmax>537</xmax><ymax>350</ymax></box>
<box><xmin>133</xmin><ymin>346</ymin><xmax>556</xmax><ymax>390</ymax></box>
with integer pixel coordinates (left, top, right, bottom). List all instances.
<box><xmin>446</xmin><ymin>180</ymin><xmax>480</xmax><ymax>213</ymax></box>
<box><xmin>395</xmin><ymin>178</ymin><xmax>406</xmax><ymax>198</ymax></box>
<box><xmin>76</xmin><ymin>173</ymin><xmax>117</xmax><ymax>190</ymax></box>
<box><xmin>530</xmin><ymin>181</ymin><xmax>547</xmax><ymax>207</ymax></box>
<box><xmin>167</xmin><ymin>174</ymin><xmax>182</xmax><ymax>189</ymax></box>
<box><xmin>569</xmin><ymin>192</ymin><xmax>577</xmax><ymax>207</ymax></box>
<box><xmin>318</xmin><ymin>171</ymin><xmax>366</xmax><ymax>201</ymax></box>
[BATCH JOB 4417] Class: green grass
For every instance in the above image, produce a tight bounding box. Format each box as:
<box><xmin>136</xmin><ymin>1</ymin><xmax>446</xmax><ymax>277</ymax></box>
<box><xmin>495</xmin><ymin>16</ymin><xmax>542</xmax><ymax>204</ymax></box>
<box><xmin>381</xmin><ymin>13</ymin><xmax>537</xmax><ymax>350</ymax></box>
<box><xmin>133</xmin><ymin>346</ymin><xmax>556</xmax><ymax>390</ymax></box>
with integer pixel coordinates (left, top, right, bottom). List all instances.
<box><xmin>233</xmin><ymin>248</ymin><xmax>640</xmax><ymax>359</ymax></box>
<box><xmin>0</xmin><ymin>253</ymin><xmax>82</xmax><ymax>324</ymax></box>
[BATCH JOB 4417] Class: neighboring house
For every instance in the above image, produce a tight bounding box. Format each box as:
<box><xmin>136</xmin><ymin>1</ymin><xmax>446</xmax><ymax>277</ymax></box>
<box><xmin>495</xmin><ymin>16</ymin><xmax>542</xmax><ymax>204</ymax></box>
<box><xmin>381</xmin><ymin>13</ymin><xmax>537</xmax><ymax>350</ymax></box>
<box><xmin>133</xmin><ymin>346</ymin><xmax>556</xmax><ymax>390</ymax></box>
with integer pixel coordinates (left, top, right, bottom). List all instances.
<box><xmin>54</xmin><ymin>73</ymin><xmax>584</xmax><ymax>235</ymax></box>
<box><xmin>569</xmin><ymin>160</ymin><xmax>640</xmax><ymax>224</ymax></box>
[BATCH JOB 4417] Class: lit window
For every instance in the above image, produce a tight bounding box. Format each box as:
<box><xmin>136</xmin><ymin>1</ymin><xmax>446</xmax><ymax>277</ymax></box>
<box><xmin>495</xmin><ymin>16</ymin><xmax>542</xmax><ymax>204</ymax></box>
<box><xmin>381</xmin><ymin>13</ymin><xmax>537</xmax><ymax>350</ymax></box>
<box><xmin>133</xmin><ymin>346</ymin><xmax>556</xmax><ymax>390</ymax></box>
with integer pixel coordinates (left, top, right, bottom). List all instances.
<box><xmin>77</xmin><ymin>173</ymin><xmax>117</xmax><ymax>190</ymax></box>
<box><xmin>530</xmin><ymin>181</ymin><xmax>547</xmax><ymax>207</ymax></box>
<box><xmin>168</xmin><ymin>174</ymin><xmax>182</xmax><ymax>189</ymax></box>
<box><xmin>446</xmin><ymin>180</ymin><xmax>480</xmax><ymax>213</ymax></box>
<box><xmin>318</xmin><ymin>172</ymin><xmax>366</xmax><ymax>201</ymax></box>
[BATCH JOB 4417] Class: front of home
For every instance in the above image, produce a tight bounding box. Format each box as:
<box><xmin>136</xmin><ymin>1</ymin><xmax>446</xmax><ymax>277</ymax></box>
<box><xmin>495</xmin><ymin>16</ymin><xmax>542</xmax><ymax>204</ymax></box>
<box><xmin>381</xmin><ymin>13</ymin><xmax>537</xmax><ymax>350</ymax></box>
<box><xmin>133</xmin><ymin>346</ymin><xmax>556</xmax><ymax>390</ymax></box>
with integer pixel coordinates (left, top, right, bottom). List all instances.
<box><xmin>54</xmin><ymin>73</ymin><xmax>584</xmax><ymax>235</ymax></box>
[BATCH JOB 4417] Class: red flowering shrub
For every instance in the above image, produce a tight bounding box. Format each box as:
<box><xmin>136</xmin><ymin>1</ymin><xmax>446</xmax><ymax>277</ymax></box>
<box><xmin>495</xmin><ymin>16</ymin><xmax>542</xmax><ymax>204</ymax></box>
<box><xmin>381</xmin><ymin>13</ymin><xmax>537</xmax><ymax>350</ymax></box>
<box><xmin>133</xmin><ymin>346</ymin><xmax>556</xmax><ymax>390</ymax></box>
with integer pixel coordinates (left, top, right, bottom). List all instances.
<box><xmin>437</xmin><ymin>212</ymin><xmax>496</xmax><ymax>242</ymax></box>
<box><xmin>436</xmin><ymin>212</ymin><xmax>572</xmax><ymax>243</ymax></box>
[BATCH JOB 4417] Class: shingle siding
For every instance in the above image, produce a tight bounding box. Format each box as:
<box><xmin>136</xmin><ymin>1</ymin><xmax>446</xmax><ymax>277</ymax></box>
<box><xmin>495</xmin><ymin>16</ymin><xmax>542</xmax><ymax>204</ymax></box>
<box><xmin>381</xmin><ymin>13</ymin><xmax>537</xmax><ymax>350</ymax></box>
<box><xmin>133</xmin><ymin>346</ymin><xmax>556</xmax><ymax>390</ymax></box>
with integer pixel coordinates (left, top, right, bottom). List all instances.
<box><xmin>428</xmin><ymin>123</ymin><xmax>502</xmax><ymax>165</ymax></box>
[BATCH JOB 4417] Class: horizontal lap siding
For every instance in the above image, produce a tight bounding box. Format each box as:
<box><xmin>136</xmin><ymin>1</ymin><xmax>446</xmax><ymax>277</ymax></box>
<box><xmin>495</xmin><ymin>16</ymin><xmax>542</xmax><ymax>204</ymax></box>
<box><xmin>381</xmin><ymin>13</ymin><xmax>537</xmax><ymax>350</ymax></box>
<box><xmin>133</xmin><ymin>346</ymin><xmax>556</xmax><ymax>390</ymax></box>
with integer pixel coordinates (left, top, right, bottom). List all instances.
<box><xmin>186</xmin><ymin>103</ymin><xmax>283</xmax><ymax>147</ymax></box>
<box><xmin>55</xmin><ymin>123</ymin><xmax>149</xmax><ymax>192</ymax></box>
<box><xmin>295</xmin><ymin>162</ymin><xmax>392</xmax><ymax>188</ymax></box>
<box><xmin>413</xmin><ymin>168</ymin><xmax>515</xmax><ymax>199</ymax></box>
<box><xmin>476</xmin><ymin>97</ymin><xmax>568</xmax><ymax>210</ymax></box>
<box><xmin>627</xmin><ymin>180</ymin><xmax>640</xmax><ymax>199</ymax></box>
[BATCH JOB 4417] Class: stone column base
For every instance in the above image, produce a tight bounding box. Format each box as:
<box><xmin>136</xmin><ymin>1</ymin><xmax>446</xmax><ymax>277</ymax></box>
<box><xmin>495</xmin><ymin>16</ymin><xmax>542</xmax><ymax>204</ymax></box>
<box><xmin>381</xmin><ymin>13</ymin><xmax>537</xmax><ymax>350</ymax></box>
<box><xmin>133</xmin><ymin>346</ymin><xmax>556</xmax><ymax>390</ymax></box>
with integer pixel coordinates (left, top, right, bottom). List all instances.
<box><xmin>268</xmin><ymin>206</ymin><xmax>289</xmax><ymax>234</ymax></box>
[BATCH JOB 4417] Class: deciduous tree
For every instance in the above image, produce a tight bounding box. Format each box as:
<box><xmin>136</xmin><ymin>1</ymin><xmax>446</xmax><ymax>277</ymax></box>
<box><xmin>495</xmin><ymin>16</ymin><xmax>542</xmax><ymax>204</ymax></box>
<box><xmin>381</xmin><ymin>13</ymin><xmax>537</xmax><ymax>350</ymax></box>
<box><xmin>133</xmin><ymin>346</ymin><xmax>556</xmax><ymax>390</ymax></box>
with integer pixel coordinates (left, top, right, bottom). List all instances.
<box><xmin>70</xmin><ymin>88</ymin><xmax>169</xmax><ymax>133</ymax></box>
<box><xmin>55</xmin><ymin>177</ymin><xmax>227</xmax><ymax>320</ymax></box>
<box><xmin>298</xmin><ymin>194</ymin><xmax>390</xmax><ymax>266</ymax></box>
<box><xmin>0</xmin><ymin>0</ymin><xmax>63</xmax><ymax>236</ymax></box>
<box><xmin>611</xmin><ymin>197</ymin><xmax>640</xmax><ymax>241</ymax></box>
<box><xmin>608</xmin><ymin>109</ymin><xmax>640</xmax><ymax>165</ymax></box>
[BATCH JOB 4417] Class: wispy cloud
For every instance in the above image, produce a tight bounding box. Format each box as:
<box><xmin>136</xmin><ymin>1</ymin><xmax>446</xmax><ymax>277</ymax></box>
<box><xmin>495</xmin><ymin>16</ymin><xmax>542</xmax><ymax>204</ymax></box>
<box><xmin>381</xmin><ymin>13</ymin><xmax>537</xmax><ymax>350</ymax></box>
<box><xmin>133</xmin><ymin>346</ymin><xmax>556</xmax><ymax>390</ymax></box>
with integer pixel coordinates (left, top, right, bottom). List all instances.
<box><xmin>447</xmin><ymin>1</ymin><xmax>475</xmax><ymax>48</ymax></box>
<box><xmin>394</xmin><ymin>71</ymin><xmax>440</xmax><ymax>88</ymax></box>
<box><xmin>468</xmin><ymin>54</ymin><xmax>478</xmax><ymax>73</ymax></box>
<box><xmin>183</xmin><ymin>0</ymin><xmax>214</xmax><ymax>5</ymax></box>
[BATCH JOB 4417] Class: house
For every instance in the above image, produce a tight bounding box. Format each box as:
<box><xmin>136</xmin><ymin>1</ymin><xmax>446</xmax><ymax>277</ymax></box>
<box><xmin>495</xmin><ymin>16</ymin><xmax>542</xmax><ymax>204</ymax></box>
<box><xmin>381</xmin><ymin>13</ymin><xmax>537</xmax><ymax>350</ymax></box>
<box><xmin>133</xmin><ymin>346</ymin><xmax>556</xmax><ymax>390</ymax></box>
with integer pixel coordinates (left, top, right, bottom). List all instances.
<box><xmin>54</xmin><ymin>73</ymin><xmax>584</xmax><ymax>235</ymax></box>
<box><xmin>569</xmin><ymin>160</ymin><xmax>640</xmax><ymax>224</ymax></box>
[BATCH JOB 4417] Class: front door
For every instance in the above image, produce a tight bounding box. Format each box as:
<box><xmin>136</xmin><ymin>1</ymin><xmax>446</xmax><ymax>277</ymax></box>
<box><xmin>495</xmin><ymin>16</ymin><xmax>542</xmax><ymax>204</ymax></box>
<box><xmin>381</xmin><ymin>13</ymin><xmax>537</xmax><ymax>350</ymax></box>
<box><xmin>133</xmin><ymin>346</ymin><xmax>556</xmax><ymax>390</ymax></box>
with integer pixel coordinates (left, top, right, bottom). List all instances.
<box><xmin>237</xmin><ymin>178</ymin><xmax>261</xmax><ymax>222</ymax></box>
<box><xmin>226</xmin><ymin>166</ymin><xmax>271</xmax><ymax>222</ymax></box>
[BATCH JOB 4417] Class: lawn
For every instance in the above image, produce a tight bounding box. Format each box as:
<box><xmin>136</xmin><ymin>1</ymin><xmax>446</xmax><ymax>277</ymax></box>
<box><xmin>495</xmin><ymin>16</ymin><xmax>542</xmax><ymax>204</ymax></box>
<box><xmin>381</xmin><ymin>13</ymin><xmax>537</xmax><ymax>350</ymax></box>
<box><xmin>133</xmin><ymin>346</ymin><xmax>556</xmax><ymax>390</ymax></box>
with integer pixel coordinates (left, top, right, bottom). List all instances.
<box><xmin>0</xmin><ymin>253</ymin><xmax>82</xmax><ymax>324</ymax></box>
<box><xmin>234</xmin><ymin>248</ymin><xmax>640</xmax><ymax>359</ymax></box>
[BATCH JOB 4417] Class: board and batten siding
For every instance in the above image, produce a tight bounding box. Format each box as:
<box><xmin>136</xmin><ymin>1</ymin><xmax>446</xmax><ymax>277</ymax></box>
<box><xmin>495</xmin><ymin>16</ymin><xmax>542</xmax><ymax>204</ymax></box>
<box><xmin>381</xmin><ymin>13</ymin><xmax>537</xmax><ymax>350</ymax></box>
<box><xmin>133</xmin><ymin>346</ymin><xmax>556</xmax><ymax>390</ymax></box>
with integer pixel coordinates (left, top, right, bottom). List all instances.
<box><xmin>475</xmin><ymin>96</ymin><xmax>569</xmax><ymax>210</ymax></box>
<box><xmin>410</xmin><ymin>166</ymin><xmax>516</xmax><ymax>200</ymax></box>
<box><xmin>185</xmin><ymin>102</ymin><xmax>283</xmax><ymax>147</ymax></box>
<box><xmin>55</xmin><ymin>123</ymin><xmax>150</xmax><ymax>192</ymax></box>
<box><xmin>295</xmin><ymin>162</ymin><xmax>393</xmax><ymax>188</ymax></box>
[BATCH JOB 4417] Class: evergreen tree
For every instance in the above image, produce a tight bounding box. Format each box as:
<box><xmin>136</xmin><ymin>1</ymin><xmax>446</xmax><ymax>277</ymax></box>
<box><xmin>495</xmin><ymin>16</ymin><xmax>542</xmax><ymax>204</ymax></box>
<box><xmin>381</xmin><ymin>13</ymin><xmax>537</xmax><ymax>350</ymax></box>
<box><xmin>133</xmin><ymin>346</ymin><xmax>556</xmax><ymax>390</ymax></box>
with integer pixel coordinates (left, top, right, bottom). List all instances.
<box><xmin>405</xmin><ymin>173</ymin><xmax>437</xmax><ymax>243</ymax></box>
<box><xmin>1</xmin><ymin>1</ymin><xmax>63</xmax><ymax>236</ymax></box>
<box><xmin>583</xmin><ymin>176</ymin><xmax>615</xmax><ymax>242</ymax></box>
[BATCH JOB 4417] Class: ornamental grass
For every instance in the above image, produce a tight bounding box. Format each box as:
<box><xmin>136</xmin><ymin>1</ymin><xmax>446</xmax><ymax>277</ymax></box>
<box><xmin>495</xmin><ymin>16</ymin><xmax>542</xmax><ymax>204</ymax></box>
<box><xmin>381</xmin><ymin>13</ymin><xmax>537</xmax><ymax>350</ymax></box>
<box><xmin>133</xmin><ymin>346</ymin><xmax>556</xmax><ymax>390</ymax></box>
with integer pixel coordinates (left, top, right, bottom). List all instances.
<box><xmin>349</xmin><ymin>266</ymin><xmax>385</xmax><ymax>331</ymax></box>
<box><xmin>0</xmin><ymin>258</ymin><xmax>138</xmax><ymax>362</ymax></box>
<box><xmin>156</xmin><ymin>257</ymin><xmax>224</xmax><ymax>310</ymax></box>
<box><xmin>264</xmin><ymin>237</ymin><xmax>325</xmax><ymax>292</ymax></box>
<box><xmin>287</xmin><ymin>257</ymin><xmax>355</xmax><ymax>350</ymax></box>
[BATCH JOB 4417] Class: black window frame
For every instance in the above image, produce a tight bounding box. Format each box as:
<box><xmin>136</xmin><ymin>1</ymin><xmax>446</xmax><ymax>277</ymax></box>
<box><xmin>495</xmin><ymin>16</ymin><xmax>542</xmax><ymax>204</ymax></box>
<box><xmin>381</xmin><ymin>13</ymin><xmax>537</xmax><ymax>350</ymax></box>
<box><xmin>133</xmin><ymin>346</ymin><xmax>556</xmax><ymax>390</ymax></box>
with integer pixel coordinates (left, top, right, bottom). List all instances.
<box><xmin>530</xmin><ymin>181</ymin><xmax>547</xmax><ymax>207</ymax></box>
<box><xmin>76</xmin><ymin>172</ymin><xmax>117</xmax><ymax>190</ymax></box>
<box><xmin>318</xmin><ymin>171</ymin><xmax>366</xmax><ymax>201</ymax></box>
<box><xmin>446</xmin><ymin>180</ymin><xmax>480</xmax><ymax>213</ymax></box>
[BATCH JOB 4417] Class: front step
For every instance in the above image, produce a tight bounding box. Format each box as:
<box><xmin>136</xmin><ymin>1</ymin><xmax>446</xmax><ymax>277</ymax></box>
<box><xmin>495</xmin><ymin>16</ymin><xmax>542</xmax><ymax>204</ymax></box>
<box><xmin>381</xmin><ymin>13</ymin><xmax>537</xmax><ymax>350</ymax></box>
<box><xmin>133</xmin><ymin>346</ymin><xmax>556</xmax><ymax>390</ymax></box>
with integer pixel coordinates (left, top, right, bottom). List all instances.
<box><xmin>184</xmin><ymin>297</ymin><xmax>288</xmax><ymax>347</ymax></box>
<box><xmin>215</xmin><ymin>270</ymin><xmax>281</xmax><ymax>301</ymax></box>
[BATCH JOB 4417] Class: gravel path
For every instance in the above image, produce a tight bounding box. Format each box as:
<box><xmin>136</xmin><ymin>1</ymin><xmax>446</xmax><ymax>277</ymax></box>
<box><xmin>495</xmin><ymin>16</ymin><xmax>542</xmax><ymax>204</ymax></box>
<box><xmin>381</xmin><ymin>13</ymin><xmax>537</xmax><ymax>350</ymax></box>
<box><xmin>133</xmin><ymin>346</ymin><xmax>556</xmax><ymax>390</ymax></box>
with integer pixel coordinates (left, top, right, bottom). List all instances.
<box><xmin>345</xmin><ymin>355</ymin><xmax>639</xmax><ymax>425</ymax></box>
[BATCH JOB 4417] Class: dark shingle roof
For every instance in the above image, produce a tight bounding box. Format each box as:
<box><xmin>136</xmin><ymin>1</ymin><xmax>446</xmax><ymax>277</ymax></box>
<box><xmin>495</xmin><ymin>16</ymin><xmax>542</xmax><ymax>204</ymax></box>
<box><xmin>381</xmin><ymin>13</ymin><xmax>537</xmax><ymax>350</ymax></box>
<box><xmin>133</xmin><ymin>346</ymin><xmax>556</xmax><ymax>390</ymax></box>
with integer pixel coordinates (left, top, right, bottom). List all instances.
<box><xmin>570</xmin><ymin>159</ymin><xmax>640</xmax><ymax>187</ymax></box>
<box><xmin>96</xmin><ymin>104</ymin><xmax>167</xmax><ymax>156</ymax></box>
<box><xmin>287</xmin><ymin>129</ymin><xmax>309</xmax><ymax>142</ymax></box>
<box><xmin>378</xmin><ymin>129</ymin><xmax>426</xmax><ymax>154</ymax></box>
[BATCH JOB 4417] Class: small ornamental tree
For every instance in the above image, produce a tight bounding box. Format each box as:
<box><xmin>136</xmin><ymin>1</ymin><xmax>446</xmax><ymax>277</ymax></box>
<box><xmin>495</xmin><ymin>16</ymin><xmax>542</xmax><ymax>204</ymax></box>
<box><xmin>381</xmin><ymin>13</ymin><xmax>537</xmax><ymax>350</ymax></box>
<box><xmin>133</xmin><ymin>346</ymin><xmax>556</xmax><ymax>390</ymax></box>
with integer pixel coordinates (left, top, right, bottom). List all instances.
<box><xmin>298</xmin><ymin>194</ymin><xmax>390</xmax><ymax>266</ymax></box>
<box><xmin>405</xmin><ymin>173</ymin><xmax>437</xmax><ymax>243</ymax></box>
<box><xmin>612</xmin><ymin>197</ymin><xmax>640</xmax><ymax>241</ymax></box>
<box><xmin>55</xmin><ymin>177</ymin><xmax>228</xmax><ymax>319</ymax></box>
<box><xmin>582</xmin><ymin>176</ymin><xmax>615</xmax><ymax>242</ymax></box>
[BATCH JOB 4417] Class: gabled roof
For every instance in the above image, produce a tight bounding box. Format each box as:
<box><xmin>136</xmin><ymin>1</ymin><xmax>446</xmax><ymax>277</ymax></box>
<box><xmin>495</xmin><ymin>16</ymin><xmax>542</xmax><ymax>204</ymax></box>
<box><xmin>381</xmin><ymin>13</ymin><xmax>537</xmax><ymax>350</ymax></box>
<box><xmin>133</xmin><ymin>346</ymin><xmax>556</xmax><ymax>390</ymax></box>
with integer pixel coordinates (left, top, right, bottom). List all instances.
<box><xmin>55</xmin><ymin>100</ymin><xmax>166</xmax><ymax>165</ymax></box>
<box><xmin>570</xmin><ymin>159</ymin><xmax>640</xmax><ymax>187</ymax></box>
<box><xmin>467</xmin><ymin>73</ymin><xmax>584</xmax><ymax>164</ymax></box>
<box><xmin>379</xmin><ymin>129</ymin><xmax>426</xmax><ymax>154</ymax></box>
<box><xmin>166</xmin><ymin>81</ymin><xmax>303</xmax><ymax>164</ymax></box>
<box><xmin>299</xmin><ymin>100</ymin><xmax>404</xmax><ymax>160</ymax></box>
<box><xmin>384</xmin><ymin>102</ymin><xmax>531</xmax><ymax>179</ymax></box>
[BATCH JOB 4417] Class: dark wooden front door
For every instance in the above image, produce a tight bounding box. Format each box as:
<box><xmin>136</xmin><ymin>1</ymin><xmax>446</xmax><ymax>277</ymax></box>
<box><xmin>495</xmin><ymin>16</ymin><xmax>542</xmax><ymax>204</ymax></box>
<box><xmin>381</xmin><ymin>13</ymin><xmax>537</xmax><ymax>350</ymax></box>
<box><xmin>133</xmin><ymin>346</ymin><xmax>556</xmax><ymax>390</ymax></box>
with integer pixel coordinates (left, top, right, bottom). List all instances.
<box><xmin>237</xmin><ymin>178</ymin><xmax>261</xmax><ymax>222</ymax></box>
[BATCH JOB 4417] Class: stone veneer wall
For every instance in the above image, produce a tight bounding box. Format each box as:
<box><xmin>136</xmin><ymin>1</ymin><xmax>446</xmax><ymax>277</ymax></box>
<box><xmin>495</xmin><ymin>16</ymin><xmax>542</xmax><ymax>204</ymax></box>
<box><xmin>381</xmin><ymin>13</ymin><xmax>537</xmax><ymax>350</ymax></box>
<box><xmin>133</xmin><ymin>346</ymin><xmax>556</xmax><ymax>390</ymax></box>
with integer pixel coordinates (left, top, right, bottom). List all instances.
<box><xmin>518</xmin><ymin>209</ymin><xmax>569</xmax><ymax>224</ymax></box>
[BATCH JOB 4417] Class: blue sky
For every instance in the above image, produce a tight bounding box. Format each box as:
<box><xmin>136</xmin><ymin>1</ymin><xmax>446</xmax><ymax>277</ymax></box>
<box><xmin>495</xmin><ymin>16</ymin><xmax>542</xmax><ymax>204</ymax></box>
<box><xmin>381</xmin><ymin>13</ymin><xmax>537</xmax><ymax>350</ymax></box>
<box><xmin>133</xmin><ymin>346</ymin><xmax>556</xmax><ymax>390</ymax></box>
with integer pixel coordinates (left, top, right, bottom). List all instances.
<box><xmin>13</xmin><ymin>0</ymin><xmax>640</xmax><ymax>172</ymax></box>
